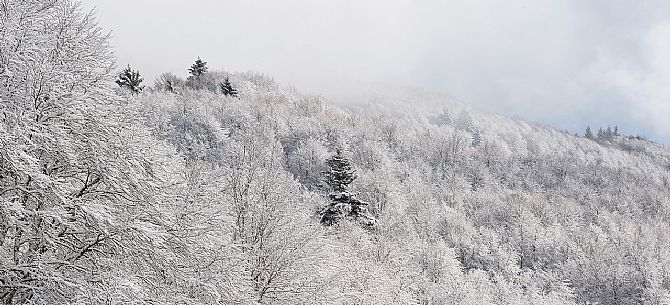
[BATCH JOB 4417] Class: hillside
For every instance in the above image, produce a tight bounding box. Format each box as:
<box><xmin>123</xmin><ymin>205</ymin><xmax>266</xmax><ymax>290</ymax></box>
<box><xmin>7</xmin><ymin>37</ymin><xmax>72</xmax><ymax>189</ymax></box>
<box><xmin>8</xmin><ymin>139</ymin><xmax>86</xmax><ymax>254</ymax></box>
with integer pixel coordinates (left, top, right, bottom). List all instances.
<box><xmin>2</xmin><ymin>1</ymin><xmax>670</xmax><ymax>305</ymax></box>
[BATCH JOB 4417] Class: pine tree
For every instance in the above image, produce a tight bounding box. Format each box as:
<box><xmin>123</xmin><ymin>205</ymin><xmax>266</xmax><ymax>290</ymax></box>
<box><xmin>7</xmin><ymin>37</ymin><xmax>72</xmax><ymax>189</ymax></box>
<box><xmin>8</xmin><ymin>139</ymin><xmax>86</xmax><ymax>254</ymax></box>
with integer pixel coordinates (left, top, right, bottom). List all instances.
<box><xmin>323</xmin><ymin>148</ymin><xmax>356</xmax><ymax>192</ymax></box>
<box><xmin>189</xmin><ymin>57</ymin><xmax>208</xmax><ymax>77</ymax></box>
<box><xmin>320</xmin><ymin>149</ymin><xmax>376</xmax><ymax>227</ymax></box>
<box><xmin>614</xmin><ymin>126</ymin><xmax>619</xmax><ymax>136</ymax></box>
<box><xmin>219</xmin><ymin>76</ymin><xmax>238</xmax><ymax>97</ymax></box>
<box><xmin>585</xmin><ymin>126</ymin><xmax>594</xmax><ymax>139</ymax></box>
<box><xmin>115</xmin><ymin>65</ymin><xmax>144</xmax><ymax>94</ymax></box>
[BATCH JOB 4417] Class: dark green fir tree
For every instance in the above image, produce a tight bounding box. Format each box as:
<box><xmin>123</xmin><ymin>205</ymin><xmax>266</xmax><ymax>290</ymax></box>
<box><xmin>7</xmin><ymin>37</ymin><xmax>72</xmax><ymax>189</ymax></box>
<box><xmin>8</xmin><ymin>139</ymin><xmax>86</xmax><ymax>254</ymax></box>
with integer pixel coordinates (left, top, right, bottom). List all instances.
<box><xmin>115</xmin><ymin>65</ymin><xmax>144</xmax><ymax>94</ymax></box>
<box><xmin>188</xmin><ymin>57</ymin><xmax>208</xmax><ymax>77</ymax></box>
<box><xmin>320</xmin><ymin>148</ymin><xmax>376</xmax><ymax>227</ymax></box>
<box><xmin>219</xmin><ymin>77</ymin><xmax>238</xmax><ymax>97</ymax></box>
<box><xmin>323</xmin><ymin>148</ymin><xmax>356</xmax><ymax>192</ymax></box>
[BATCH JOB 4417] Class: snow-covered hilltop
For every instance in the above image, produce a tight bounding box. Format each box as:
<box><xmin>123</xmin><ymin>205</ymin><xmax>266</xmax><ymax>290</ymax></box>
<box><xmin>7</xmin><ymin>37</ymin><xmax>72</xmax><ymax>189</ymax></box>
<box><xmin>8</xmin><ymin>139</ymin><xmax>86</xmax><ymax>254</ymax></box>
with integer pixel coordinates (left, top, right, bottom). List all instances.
<box><xmin>2</xmin><ymin>1</ymin><xmax>670</xmax><ymax>304</ymax></box>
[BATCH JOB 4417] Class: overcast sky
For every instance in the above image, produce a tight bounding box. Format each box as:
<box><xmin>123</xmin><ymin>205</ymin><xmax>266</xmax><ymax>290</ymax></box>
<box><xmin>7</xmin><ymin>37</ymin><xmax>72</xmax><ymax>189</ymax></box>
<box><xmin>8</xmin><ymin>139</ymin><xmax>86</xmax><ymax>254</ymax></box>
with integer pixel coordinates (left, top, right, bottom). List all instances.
<box><xmin>83</xmin><ymin>0</ymin><xmax>670</xmax><ymax>145</ymax></box>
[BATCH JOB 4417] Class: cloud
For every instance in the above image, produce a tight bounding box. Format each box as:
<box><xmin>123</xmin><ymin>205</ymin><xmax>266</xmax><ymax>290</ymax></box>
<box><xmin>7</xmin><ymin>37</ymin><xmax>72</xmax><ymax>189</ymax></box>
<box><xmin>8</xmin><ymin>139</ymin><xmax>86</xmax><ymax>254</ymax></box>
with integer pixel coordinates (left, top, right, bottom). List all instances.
<box><xmin>634</xmin><ymin>23</ymin><xmax>670</xmax><ymax>139</ymax></box>
<box><xmin>83</xmin><ymin>0</ymin><xmax>670</xmax><ymax>144</ymax></box>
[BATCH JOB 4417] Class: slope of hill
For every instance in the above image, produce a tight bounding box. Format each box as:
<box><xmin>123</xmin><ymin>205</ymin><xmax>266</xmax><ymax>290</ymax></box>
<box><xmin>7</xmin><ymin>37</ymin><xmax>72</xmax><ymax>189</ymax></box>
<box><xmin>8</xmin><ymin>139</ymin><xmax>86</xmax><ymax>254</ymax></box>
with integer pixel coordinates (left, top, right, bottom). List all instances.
<box><xmin>139</xmin><ymin>71</ymin><xmax>670</xmax><ymax>305</ymax></box>
<box><xmin>2</xmin><ymin>1</ymin><xmax>670</xmax><ymax>304</ymax></box>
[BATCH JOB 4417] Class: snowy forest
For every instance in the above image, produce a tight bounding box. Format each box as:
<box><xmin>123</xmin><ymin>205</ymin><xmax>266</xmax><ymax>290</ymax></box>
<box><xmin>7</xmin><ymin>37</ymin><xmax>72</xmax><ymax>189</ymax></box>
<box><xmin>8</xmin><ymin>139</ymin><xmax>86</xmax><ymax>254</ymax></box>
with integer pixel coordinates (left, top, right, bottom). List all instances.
<box><xmin>2</xmin><ymin>1</ymin><xmax>670</xmax><ymax>304</ymax></box>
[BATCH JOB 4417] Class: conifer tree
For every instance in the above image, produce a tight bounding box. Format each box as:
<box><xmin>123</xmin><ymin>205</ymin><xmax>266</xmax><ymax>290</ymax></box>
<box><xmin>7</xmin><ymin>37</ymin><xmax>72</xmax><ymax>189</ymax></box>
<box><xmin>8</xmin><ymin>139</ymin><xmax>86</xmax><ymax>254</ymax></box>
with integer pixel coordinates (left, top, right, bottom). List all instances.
<box><xmin>585</xmin><ymin>126</ymin><xmax>594</xmax><ymax>139</ymax></box>
<box><xmin>189</xmin><ymin>57</ymin><xmax>208</xmax><ymax>77</ymax></box>
<box><xmin>323</xmin><ymin>148</ymin><xmax>356</xmax><ymax>192</ymax></box>
<box><xmin>320</xmin><ymin>148</ymin><xmax>376</xmax><ymax>227</ymax></box>
<box><xmin>219</xmin><ymin>76</ymin><xmax>238</xmax><ymax>97</ymax></box>
<box><xmin>115</xmin><ymin>64</ymin><xmax>144</xmax><ymax>94</ymax></box>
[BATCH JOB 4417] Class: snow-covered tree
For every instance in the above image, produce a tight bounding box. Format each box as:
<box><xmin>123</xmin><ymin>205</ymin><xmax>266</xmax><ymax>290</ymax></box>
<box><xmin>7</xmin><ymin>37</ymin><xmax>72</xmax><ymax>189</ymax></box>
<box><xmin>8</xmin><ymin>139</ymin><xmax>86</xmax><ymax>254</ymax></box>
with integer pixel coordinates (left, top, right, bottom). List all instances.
<box><xmin>455</xmin><ymin>110</ymin><xmax>475</xmax><ymax>132</ymax></box>
<box><xmin>324</xmin><ymin>148</ymin><xmax>356</xmax><ymax>192</ymax></box>
<box><xmin>429</xmin><ymin>108</ymin><xmax>453</xmax><ymax>126</ymax></box>
<box><xmin>320</xmin><ymin>149</ymin><xmax>376</xmax><ymax>227</ymax></box>
<box><xmin>471</xmin><ymin>129</ymin><xmax>483</xmax><ymax>147</ymax></box>
<box><xmin>585</xmin><ymin>126</ymin><xmax>594</xmax><ymax>139</ymax></box>
<box><xmin>186</xmin><ymin>61</ymin><xmax>217</xmax><ymax>91</ymax></box>
<box><xmin>0</xmin><ymin>1</ymin><xmax>177</xmax><ymax>303</ymax></box>
<box><xmin>189</xmin><ymin>57</ymin><xmax>208</xmax><ymax>77</ymax></box>
<box><xmin>3</xmin><ymin>1</ymin><xmax>670</xmax><ymax>303</ymax></box>
<box><xmin>219</xmin><ymin>76</ymin><xmax>238</xmax><ymax>97</ymax></box>
<box><xmin>154</xmin><ymin>72</ymin><xmax>184</xmax><ymax>92</ymax></box>
<box><xmin>115</xmin><ymin>64</ymin><xmax>144</xmax><ymax>94</ymax></box>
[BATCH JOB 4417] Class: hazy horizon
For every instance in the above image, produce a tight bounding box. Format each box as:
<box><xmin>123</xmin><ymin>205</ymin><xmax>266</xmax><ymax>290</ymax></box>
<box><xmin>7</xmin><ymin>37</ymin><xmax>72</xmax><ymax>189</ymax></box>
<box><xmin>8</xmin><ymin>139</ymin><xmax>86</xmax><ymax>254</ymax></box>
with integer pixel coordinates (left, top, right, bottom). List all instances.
<box><xmin>83</xmin><ymin>0</ymin><xmax>670</xmax><ymax>145</ymax></box>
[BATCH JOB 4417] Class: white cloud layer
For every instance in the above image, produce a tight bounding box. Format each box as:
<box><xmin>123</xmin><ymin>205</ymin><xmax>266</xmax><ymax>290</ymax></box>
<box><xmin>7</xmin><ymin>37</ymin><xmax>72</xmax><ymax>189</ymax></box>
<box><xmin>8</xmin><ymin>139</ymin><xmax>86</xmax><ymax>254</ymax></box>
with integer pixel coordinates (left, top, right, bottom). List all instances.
<box><xmin>83</xmin><ymin>0</ymin><xmax>670</xmax><ymax>144</ymax></box>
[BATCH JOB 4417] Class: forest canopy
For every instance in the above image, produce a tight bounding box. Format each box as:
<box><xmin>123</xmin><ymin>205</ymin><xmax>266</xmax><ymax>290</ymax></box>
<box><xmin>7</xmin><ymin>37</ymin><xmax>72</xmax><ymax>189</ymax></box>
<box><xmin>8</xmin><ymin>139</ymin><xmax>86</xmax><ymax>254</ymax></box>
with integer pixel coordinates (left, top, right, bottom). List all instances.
<box><xmin>1</xmin><ymin>0</ymin><xmax>670</xmax><ymax>304</ymax></box>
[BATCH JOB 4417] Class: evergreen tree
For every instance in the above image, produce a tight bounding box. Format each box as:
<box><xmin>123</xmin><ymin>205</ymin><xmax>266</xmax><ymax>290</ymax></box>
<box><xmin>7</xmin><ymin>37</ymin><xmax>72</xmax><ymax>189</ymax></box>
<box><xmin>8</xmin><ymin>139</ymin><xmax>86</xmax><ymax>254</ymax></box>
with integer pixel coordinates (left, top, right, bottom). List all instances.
<box><xmin>585</xmin><ymin>126</ymin><xmax>594</xmax><ymax>139</ymax></box>
<box><xmin>614</xmin><ymin>125</ymin><xmax>619</xmax><ymax>136</ymax></box>
<box><xmin>323</xmin><ymin>148</ymin><xmax>356</xmax><ymax>192</ymax></box>
<box><xmin>219</xmin><ymin>76</ymin><xmax>238</xmax><ymax>97</ymax></box>
<box><xmin>320</xmin><ymin>149</ymin><xmax>376</xmax><ymax>227</ymax></box>
<box><xmin>189</xmin><ymin>57</ymin><xmax>208</xmax><ymax>77</ymax></box>
<box><xmin>115</xmin><ymin>65</ymin><xmax>144</xmax><ymax>94</ymax></box>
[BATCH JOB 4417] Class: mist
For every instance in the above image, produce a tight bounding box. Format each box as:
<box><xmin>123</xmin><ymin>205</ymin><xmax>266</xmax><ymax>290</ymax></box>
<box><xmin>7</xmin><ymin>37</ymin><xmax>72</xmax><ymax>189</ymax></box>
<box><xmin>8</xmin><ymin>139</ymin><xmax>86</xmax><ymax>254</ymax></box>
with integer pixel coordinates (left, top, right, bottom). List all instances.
<box><xmin>84</xmin><ymin>0</ymin><xmax>670</xmax><ymax>145</ymax></box>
